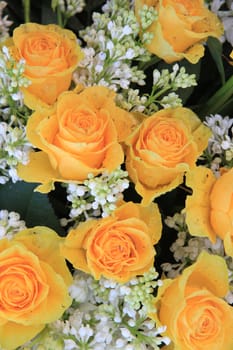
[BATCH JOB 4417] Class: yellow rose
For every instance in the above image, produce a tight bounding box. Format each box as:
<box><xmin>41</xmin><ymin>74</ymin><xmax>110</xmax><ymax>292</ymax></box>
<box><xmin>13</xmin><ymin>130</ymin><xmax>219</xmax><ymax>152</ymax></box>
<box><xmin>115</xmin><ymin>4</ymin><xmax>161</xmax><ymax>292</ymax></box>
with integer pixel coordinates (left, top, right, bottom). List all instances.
<box><xmin>125</xmin><ymin>107</ymin><xmax>211</xmax><ymax>205</ymax></box>
<box><xmin>185</xmin><ymin>166</ymin><xmax>233</xmax><ymax>256</ymax></box>
<box><xmin>8</xmin><ymin>22</ymin><xmax>83</xmax><ymax>108</ymax></box>
<box><xmin>17</xmin><ymin>86</ymin><xmax>137</xmax><ymax>193</ymax></box>
<box><xmin>61</xmin><ymin>201</ymin><xmax>162</xmax><ymax>283</ymax></box>
<box><xmin>151</xmin><ymin>251</ymin><xmax>233</xmax><ymax>350</ymax></box>
<box><xmin>135</xmin><ymin>0</ymin><xmax>223</xmax><ymax>63</ymax></box>
<box><xmin>0</xmin><ymin>226</ymin><xmax>72</xmax><ymax>350</ymax></box>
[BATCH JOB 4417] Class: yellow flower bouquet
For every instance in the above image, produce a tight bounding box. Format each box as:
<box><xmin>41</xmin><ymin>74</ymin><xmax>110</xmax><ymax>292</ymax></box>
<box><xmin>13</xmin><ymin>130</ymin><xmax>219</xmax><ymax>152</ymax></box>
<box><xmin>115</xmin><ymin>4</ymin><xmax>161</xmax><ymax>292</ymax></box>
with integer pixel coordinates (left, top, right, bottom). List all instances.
<box><xmin>0</xmin><ymin>0</ymin><xmax>232</xmax><ymax>349</ymax></box>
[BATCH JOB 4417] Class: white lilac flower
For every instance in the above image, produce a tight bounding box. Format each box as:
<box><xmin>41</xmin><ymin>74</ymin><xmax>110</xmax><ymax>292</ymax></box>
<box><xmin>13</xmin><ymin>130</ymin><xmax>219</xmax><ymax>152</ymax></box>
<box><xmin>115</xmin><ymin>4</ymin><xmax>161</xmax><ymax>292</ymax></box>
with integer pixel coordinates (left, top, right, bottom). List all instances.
<box><xmin>138</xmin><ymin>5</ymin><xmax>158</xmax><ymax>30</ymax></box>
<box><xmin>0</xmin><ymin>209</ymin><xmax>26</xmax><ymax>239</ymax></box>
<box><xmin>55</xmin><ymin>0</ymin><xmax>85</xmax><ymax>16</ymax></box>
<box><xmin>210</xmin><ymin>0</ymin><xmax>233</xmax><ymax>45</ymax></box>
<box><xmin>152</xmin><ymin>64</ymin><xmax>197</xmax><ymax>90</ymax></box>
<box><xmin>0</xmin><ymin>39</ymin><xmax>48</xmax><ymax>184</ymax></box>
<box><xmin>116</xmin><ymin>64</ymin><xmax>197</xmax><ymax>114</ymax></box>
<box><xmin>39</xmin><ymin>268</ymin><xmax>170</xmax><ymax>350</ymax></box>
<box><xmin>73</xmin><ymin>0</ymin><xmax>151</xmax><ymax>91</ymax></box>
<box><xmin>201</xmin><ymin>114</ymin><xmax>233</xmax><ymax>172</ymax></box>
<box><xmin>51</xmin><ymin>0</ymin><xmax>85</xmax><ymax>27</ymax></box>
<box><xmin>0</xmin><ymin>122</ymin><xmax>32</xmax><ymax>184</ymax></box>
<box><xmin>162</xmin><ymin>210</ymin><xmax>233</xmax><ymax>304</ymax></box>
<box><xmin>0</xmin><ymin>46</ymin><xmax>31</xmax><ymax>124</ymax></box>
<box><xmin>140</xmin><ymin>64</ymin><xmax>196</xmax><ymax>114</ymax></box>
<box><xmin>160</xmin><ymin>92</ymin><xmax>182</xmax><ymax>109</ymax></box>
<box><xmin>19</xmin><ymin>267</ymin><xmax>170</xmax><ymax>348</ymax></box>
<box><xmin>61</xmin><ymin>167</ymin><xmax>129</xmax><ymax>226</ymax></box>
<box><xmin>0</xmin><ymin>1</ymin><xmax>12</xmax><ymax>42</ymax></box>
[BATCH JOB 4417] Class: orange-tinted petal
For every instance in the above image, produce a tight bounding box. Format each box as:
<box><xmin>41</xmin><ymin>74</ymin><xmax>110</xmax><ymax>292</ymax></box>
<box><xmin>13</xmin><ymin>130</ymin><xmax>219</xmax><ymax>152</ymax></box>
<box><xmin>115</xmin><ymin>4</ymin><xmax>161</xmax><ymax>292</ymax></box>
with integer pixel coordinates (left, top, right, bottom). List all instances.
<box><xmin>185</xmin><ymin>166</ymin><xmax>217</xmax><ymax>242</ymax></box>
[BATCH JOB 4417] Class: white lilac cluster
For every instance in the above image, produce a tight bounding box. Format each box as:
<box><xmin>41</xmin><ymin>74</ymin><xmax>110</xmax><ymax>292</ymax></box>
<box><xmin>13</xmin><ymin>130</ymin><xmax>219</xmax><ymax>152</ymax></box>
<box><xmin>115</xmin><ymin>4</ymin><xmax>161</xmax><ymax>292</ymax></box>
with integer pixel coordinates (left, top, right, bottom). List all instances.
<box><xmin>52</xmin><ymin>0</ymin><xmax>85</xmax><ymax>26</ymax></box>
<box><xmin>0</xmin><ymin>46</ymin><xmax>31</xmax><ymax>123</ymax></box>
<box><xmin>143</xmin><ymin>64</ymin><xmax>197</xmax><ymax>114</ymax></box>
<box><xmin>210</xmin><ymin>0</ymin><xmax>233</xmax><ymax>45</ymax></box>
<box><xmin>116</xmin><ymin>88</ymin><xmax>148</xmax><ymax>113</ymax></box>
<box><xmin>54</xmin><ymin>0</ymin><xmax>85</xmax><ymax>16</ymax></box>
<box><xmin>0</xmin><ymin>46</ymin><xmax>32</xmax><ymax>183</ymax></box>
<box><xmin>61</xmin><ymin>168</ymin><xmax>129</xmax><ymax>227</ymax></box>
<box><xmin>162</xmin><ymin>211</ymin><xmax>233</xmax><ymax>304</ymax></box>
<box><xmin>116</xmin><ymin>64</ymin><xmax>197</xmax><ymax>113</ymax></box>
<box><xmin>136</xmin><ymin>4</ymin><xmax>157</xmax><ymax>42</ymax></box>
<box><xmin>202</xmin><ymin>114</ymin><xmax>233</xmax><ymax>173</ymax></box>
<box><xmin>0</xmin><ymin>1</ymin><xmax>12</xmax><ymax>42</ymax></box>
<box><xmin>0</xmin><ymin>122</ymin><xmax>31</xmax><ymax>183</ymax></box>
<box><xmin>73</xmin><ymin>0</ymin><xmax>151</xmax><ymax>91</ymax></box>
<box><xmin>0</xmin><ymin>209</ymin><xmax>26</xmax><ymax>239</ymax></box>
<box><xmin>20</xmin><ymin>269</ymin><xmax>170</xmax><ymax>350</ymax></box>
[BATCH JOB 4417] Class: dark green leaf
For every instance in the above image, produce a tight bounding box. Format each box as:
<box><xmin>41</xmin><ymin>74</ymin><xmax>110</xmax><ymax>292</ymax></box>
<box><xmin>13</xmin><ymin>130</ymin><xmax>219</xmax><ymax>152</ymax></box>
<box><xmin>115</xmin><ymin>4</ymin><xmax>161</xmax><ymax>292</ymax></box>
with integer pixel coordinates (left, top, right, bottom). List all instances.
<box><xmin>217</xmin><ymin>96</ymin><xmax>233</xmax><ymax>116</ymax></box>
<box><xmin>207</xmin><ymin>37</ymin><xmax>225</xmax><ymax>85</ymax></box>
<box><xmin>197</xmin><ymin>75</ymin><xmax>233</xmax><ymax>117</ymax></box>
<box><xmin>41</xmin><ymin>0</ymin><xmax>57</xmax><ymax>24</ymax></box>
<box><xmin>0</xmin><ymin>181</ymin><xmax>65</xmax><ymax>235</ymax></box>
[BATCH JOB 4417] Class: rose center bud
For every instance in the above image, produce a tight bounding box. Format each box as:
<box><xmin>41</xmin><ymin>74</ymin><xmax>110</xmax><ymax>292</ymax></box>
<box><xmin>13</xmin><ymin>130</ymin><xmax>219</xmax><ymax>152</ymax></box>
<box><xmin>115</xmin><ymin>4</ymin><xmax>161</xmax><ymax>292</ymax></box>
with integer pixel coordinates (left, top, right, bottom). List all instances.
<box><xmin>144</xmin><ymin>121</ymin><xmax>188</xmax><ymax>165</ymax></box>
<box><xmin>70</xmin><ymin>109</ymin><xmax>98</xmax><ymax>135</ymax></box>
<box><xmin>178</xmin><ymin>296</ymin><xmax>222</xmax><ymax>344</ymax></box>
<box><xmin>92</xmin><ymin>229</ymin><xmax>137</xmax><ymax>273</ymax></box>
<box><xmin>23</xmin><ymin>34</ymin><xmax>57</xmax><ymax>59</ymax></box>
<box><xmin>31</xmin><ymin>36</ymin><xmax>56</xmax><ymax>52</ymax></box>
<box><xmin>76</xmin><ymin>117</ymin><xmax>92</xmax><ymax>133</ymax></box>
<box><xmin>195</xmin><ymin>312</ymin><xmax>216</xmax><ymax>338</ymax></box>
<box><xmin>0</xmin><ymin>264</ymin><xmax>47</xmax><ymax>314</ymax></box>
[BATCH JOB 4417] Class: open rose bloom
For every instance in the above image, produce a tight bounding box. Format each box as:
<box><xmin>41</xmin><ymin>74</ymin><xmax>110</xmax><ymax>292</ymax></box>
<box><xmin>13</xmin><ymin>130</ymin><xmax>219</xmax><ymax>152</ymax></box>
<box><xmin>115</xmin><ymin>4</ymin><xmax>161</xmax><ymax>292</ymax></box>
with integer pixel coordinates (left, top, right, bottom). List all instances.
<box><xmin>125</xmin><ymin>107</ymin><xmax>211</xmax><ymax>205</ymax></box>
<box><xmin>17</xmin><ymin>85</ymin><xmax>137</xmax><ymax>192</ymax></box>
<box><xmin>61</xmin><ymin>201</ymin><xmax>162</xmax><ymax>283</ymax></box>
<box><xmin>8</xmin><ymin>23</ymin><xmax>83</xmax><ymax>108</ymax></box>
<box><xmin>185</xmin><ymin>166</ymin><xmax>233</xmax><ymax>256</ymax></box>
<box><xmin>0</xmin><ymin>227</ymin><xmax>72</xmax><ymax>350</ymax></box>
<box><xmin>135</xmin><ymin>0</ymin><xmax>223</xmax><ymax>63</ymax></box>
<box><xmin>151</xmin><ymin>251</ymin><xmax>233</xmax><ymax>350</ymax></box>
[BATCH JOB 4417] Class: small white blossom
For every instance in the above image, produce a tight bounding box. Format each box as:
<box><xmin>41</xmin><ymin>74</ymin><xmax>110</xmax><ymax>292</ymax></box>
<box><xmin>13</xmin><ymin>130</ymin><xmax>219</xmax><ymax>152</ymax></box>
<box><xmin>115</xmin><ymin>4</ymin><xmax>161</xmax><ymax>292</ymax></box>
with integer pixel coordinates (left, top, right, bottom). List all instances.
<box><xmin>0</xmin><ymin>210</ymin><xmax>26</xmax><ymax>239</ymax></box>
<box><xmin>202</xmin><ymin>114</ymin><xmax>233</xmax><ymax>172</ymax></box>
<box><xmin>210</xmin><ymin>0</ymin><xmax>233</xmax><ymax>45</ymax></box>
<box><xmin>53</xmin><ymin>0</ymin><xmax>85</xmax><ymax>18</ymax></box>
<box><xmin>0</xmin><ymin>121</ymin><xmax>32</xmax><ymax>183</ymax></box>
<box><xmin>73</xmin><ymin>0</ymin><xmax>151</xmax><ymax>91</ymax></box>
<box><xmin>138</xmin><ymin>5</ymin><xmax>158</xmax><ymax>31</ymax></box>
<box><xmin>61</xmin><ymin>167</ymin><xmax>129</xmax><ymax>226</ymax></box>
<box><xmin>20</xmin><ymin>266</ymin><xmax>170</xmax><ymax>349</ymax></box>
<box><xmin>0</xmin><ymin>1</ymin><xmax>12</xmax><ymax>42</ymax></box>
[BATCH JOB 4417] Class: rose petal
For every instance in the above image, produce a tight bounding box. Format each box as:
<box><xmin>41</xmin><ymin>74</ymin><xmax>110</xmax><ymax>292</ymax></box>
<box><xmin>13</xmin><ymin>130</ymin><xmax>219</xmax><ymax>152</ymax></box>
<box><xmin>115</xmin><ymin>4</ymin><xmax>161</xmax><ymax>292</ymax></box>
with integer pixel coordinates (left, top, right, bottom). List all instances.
<box><xmin>0</xmin><ymin>321</ymin><xmax>44</xmax><ymax>350</ymax></box>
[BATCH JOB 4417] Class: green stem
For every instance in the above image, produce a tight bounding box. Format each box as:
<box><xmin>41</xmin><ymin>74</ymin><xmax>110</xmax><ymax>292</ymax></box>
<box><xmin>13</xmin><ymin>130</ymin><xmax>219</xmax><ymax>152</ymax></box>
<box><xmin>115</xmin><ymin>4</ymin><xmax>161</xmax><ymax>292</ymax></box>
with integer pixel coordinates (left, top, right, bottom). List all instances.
<box><xmin>138</xmin><ymin>55</ymin><xmax>161</xmax><ymax>71</ymax></box>
<box><xmin>56</xmin><ymin>6</ymin><xmax>64</xmax><ymax>27</ymax></box>
<box><xmin>22</xmin><ymin>0</ymin><xmax>30</xmax><ymax>23</ymax></box>
<box><xmin>198</xmin><ymin>75</ymin><xmax>233</xmax><ymax>117</ymax></box>
<box><xmin>145</xmin><ymin>86</ymin><xmax>170</xmax><ymax>107</ymax></box>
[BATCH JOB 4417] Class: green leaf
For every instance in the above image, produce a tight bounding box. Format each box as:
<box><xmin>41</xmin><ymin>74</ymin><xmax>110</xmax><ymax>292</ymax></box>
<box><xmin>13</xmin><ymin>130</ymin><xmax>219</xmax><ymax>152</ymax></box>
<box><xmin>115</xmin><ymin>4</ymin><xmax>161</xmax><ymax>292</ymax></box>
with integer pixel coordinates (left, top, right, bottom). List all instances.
<box><xmin>207</xmin><ymin>37</ymin><xmax>225</xmax><ymax>85</ymax></box>
<box><xmin>0</xmin><ymin>181</ymin><xmax>65</xmax><ymax>235</ymax></box>
<box><xmin>217</xmin><ymin>96</ymin><xmax>233</xmax><ymax>116</ymax></box>
<box><xmin>197</xmin><ymin>75</ymin><xmax>233</xmax><ymax>117</ymax></box>
<box><xmin>41</xmin><ymin>0</ymin><xmax>57</xmax><ymax>24</ymax></box>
